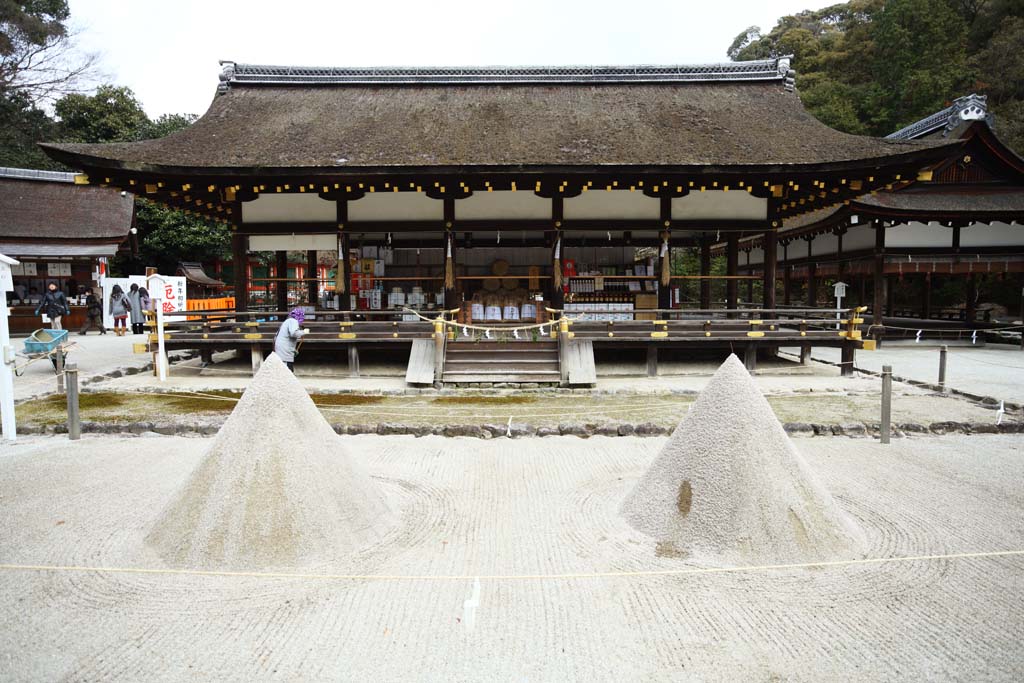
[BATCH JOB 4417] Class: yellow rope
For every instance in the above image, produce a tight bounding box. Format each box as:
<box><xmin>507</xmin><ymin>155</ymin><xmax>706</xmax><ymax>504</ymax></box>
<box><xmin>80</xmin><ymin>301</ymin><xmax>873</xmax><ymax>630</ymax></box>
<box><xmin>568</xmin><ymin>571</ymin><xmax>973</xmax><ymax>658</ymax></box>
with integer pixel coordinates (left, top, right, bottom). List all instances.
<box><xmin>401</xmin><ymin>307</ymin><xmax>582</xmax><ymax>332</ymax></box>
<box><xmin>0</xmin><ymin>549</ymin><xmax>1020</xmax><ymax>583</ymax></box>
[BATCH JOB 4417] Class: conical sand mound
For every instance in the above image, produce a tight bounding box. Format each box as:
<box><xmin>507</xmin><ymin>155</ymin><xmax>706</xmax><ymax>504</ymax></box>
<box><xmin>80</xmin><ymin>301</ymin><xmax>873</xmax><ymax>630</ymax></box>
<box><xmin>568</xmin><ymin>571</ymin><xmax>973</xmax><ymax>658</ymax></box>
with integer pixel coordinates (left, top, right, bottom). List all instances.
<box><xmin>621</xmin><ymin>354</ymin><xmax>865</xmax><ymax>565</ymax></box>
<box><xmin>146</xmin><ymin>353</ymin><xmax>394</xmax><ymax>570</ymax></box>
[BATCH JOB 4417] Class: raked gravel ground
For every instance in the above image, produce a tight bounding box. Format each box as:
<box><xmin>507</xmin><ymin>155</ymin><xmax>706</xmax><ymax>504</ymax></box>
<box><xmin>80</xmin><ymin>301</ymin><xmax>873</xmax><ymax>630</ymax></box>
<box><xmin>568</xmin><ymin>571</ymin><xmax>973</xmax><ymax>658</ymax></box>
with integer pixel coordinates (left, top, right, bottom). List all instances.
<box><xmin>1</xmin><ymin>433</ymin><xmax>1023</xmax><ymax>680</ymax></box>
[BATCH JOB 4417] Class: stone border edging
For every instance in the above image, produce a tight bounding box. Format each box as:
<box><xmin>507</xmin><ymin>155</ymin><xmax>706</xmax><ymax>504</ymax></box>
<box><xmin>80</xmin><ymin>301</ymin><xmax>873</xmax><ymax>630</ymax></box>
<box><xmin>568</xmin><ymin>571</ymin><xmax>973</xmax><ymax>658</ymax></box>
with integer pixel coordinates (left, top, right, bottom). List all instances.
<box><xmin>18</xmin><ymin>419</ymin><xmax>1018</xmax><ymax>438</ymax></box>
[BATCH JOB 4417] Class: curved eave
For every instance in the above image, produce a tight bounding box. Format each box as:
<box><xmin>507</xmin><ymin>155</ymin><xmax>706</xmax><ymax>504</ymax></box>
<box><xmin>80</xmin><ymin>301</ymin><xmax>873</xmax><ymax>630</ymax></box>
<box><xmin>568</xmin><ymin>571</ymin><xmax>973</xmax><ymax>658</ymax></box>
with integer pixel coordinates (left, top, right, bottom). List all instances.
<box><xmin>39</xmin><ymin>140</ymin><xmax>963</xmax><ymax>179</ymax></box>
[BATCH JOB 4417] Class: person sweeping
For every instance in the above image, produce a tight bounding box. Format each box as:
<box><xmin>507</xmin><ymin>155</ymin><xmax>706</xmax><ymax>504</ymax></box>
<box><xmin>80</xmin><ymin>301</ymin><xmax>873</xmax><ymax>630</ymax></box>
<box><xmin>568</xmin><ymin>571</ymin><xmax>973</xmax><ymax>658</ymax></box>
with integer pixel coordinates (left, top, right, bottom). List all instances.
<box><xmin>274</xmin><ymin>308</ymin><xmax>309</xmax><ymax>372</ymax></box>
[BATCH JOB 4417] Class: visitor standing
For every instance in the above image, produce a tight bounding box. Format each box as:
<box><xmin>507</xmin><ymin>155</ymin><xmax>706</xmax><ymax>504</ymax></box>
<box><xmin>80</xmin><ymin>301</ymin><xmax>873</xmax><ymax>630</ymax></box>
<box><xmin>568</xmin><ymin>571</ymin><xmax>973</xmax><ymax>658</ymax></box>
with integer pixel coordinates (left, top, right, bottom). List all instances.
<box><xmin>128</xmin><ymin>283</ymin><xmax>145</xmax><ymax>334</ymax></box>
<box><xmin>109</xmin><ymin>284</ymin><xmax>131</xmax><ymax>336</ymax></box>
<box><xmin>138</xmin><ymin>287</ymin><xmax>152</xmax><ymax>332</ymax></box>
<box><xmin>35</xmin><ymin>282</ymin><xmax>70</xmax><ymax>330</ymax></box>
<box><xmin>274</xmin><ymin>307</ymin><xmax>309</xmax><ymax>371</ymax></box>
<box><xmin>79</xmin><ymin>288</ymin><xmax>106</xmax><ymax>335</ymax></box>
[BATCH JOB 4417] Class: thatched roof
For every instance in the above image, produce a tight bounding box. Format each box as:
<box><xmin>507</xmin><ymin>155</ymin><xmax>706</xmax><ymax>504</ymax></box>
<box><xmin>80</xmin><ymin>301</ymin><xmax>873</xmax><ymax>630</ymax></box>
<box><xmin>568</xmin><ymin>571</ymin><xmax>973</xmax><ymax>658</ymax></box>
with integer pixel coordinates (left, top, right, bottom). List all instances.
<box><xmin>41</xmin><ymin>59</ymin><xmax>955</xmax><ymax>174</ymax></box>
<box><xmin>0</xmin><ymin>168</ymin><xmax>134</xmax><ymax>244</ymax></box>
<box><xmin>857</xmin><ymin>190</ymin><xmax>1024</xmax><ymax>215</ymax></box>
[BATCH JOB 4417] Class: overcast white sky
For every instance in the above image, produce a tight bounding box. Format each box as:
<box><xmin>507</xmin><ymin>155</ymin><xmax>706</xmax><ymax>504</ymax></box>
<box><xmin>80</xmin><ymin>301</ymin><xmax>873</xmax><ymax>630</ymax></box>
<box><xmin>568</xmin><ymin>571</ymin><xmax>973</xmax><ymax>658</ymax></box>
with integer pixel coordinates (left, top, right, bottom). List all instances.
<box><xmin>68</xmin><ymin>0</ymin><xmax>834</xmax><ymax>117</ymax></box>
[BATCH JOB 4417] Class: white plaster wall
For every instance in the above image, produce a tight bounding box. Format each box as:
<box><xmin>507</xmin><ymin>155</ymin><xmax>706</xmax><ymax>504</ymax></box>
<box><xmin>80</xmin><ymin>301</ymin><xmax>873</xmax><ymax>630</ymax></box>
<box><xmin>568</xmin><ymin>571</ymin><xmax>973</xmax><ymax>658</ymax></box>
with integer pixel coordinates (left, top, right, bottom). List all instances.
<box><xmin>672</xmin><ymin>191</ymin><xmax>767</xmax><ymax>220</ymax></box>
<box><xmin>960</xmin><ymin>221</ymin><xmax>1024</xmax><ymax>247</ymax></box>
<box><xmin>747</xmin><ymin>247</ymin><xmax>765</xmax><ymax>266</ymax></box>
<box><xmin>811</xmin><ymin>233</ymin><xmax>839</xmax><ymax>257</ymax></box>
<box><xmin>348</xmin><ymin>193</ymin><xmax>443</xmax><ymax>221</ymax></box>
<box><xmin>248</xmin><ymin>234</ymin><xmax>338</xmax><ymax>251</ymax></box>
<box><xmin>886</xmin><ymin>221</ymin><xmax>955</xmax><ymax>248</ymax></box>
<box><xmin>242</xmin><ymin>194</ymin><xmax>336</xmax><ymax>223</ymax></box>
<box><xmin>564</xmin><ymin>190</ymin><xmax>659</xmax><ymax>220</ymax></box>
<box><xmin>843</xmin><ymin>224</ymin><xmax>875</xmax><ymax>252</ymax></box>
<box><xmin>456</xmin><ymin>191</ymin><xmax>550</xmax><ymax>220</ymax></box>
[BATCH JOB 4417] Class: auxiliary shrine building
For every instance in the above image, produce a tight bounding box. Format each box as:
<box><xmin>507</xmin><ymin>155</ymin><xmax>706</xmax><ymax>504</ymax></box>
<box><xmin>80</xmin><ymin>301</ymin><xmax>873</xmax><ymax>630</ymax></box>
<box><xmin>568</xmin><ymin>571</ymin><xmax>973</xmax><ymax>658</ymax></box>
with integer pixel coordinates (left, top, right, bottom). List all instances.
<box><xmin>39</xmin><ymin>58</ymin><xmax>1024</xmax><ymax>383</ymax></box>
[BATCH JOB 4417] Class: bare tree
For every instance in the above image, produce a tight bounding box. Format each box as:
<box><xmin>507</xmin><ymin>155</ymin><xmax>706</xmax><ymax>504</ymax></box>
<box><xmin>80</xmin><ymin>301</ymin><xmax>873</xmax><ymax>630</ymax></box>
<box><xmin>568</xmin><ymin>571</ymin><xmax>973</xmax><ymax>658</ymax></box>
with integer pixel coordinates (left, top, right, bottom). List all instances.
<box><xmin>0</xmin><ymin>2</ymin><xmax>99</xmax><ymax>102</ymax></box>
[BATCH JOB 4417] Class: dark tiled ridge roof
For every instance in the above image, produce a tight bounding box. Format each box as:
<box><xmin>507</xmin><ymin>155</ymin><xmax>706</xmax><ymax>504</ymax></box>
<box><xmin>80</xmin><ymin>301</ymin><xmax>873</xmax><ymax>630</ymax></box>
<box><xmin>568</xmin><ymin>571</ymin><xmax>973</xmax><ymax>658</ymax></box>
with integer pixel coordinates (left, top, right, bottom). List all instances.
<box><xmin>220</xmin><ymin>58</ymin><xmax>792</xmax><ymax>87</ymax></box>
<box><xmin>886</xmin><ymin>94</ymin><xmax>990</xmax><ymax>141</ymax></box>
<box><xmin>0</xmin><ymin>166</ymin><xmax>76</xmax><ymax>183</ymax></box>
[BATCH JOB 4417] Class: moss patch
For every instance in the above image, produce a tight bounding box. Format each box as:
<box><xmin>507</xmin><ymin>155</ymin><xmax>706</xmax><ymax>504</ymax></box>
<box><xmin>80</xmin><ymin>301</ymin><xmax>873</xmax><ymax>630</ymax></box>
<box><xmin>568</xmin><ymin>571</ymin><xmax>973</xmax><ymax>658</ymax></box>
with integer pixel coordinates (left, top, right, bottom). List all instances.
<box><xmin>40</xmin><ymin>392</ymin><xmax>126</xmax><ymax>410</ymax></box>
<box><xmin>163</xmin><ymin>391</ymin><xmax>241</xmax><ymax>413</ymax></box>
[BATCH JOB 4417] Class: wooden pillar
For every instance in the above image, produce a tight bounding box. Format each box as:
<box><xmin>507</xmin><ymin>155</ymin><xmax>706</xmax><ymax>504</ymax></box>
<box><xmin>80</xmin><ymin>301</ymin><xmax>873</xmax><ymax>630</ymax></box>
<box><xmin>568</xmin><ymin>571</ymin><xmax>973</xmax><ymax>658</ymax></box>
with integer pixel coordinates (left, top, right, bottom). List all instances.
<box><xmin>762</xmin><ymin>228</ymin><xmax>777</xmax><ymax>311</ymax></box>
<box><xmin>338</xmin><ymin>232</ymin><xmax>351</xmax><ymax>311</ymax></box>
<box><xmin>658</xmin><ymin>232</ymin><xmax>672</xmax><ymax>310</ymax></box>
<box><xmin>726</xmin><ymin>234</ymin><xmax>739</xmax><ymax>311</ymax></box>
<box><xmin>306</xmin><ymin>250</ymin><xmax>318</xmax><ymax>306</ymax></box>
<box><xmin>646</xmin><ymin>346</ymin><xmax>658</xmax><ymax>377</ymax></box>
<box><xmin>805</xmin><ymin>236</ymin><xmax>816</xmax><ymax>307</ymax></box>
<box><xmin>275</xmin><ymin>251</ymin><xmax>289</xmax><ymax>313</ymax></box>
<box><xmin>231</xmin><ymin>232</ymin><xmax>248</xmax><ymax>312</ymax></box>
<box><xmin>745</xmin><ymin>253</ymin><xmax>754</xmax><ymax>304</ymax></box>
<box><xmin>922</xmin><ymin>272</ymin><xmax>932</xmax><ymax>320</ymax></box>
<box><xmin>886</xmin><ymin>275</ymin><xmax>896</xmax><ymax>317</ymax></box>
<box><xmin>872</xmin><ymin>220</ymin><xmax>886</xmax><ymax>327</ymax></box>
<box><xmin>966</xmin><ymin>272</ymin><xmax>977</xmax><ymax>324</ymax></box>
<box><xmin>858</xmin><ymin>274</ymin><xmax>867</xmax><ymax>308</ymax></box>
<box><xmin>781</xmin><ymin>241</ymin><xmax>791</xmax><ymax>306</ymax></box>
<box><xmin>699</xmin><ymin>237</ymin><xmax>712</xmax><ymax>309</ymax></box>
<box><xmin>443</xmin><ymin>198</ymin><xmax>458</xmax><ymax>310</ymax></box>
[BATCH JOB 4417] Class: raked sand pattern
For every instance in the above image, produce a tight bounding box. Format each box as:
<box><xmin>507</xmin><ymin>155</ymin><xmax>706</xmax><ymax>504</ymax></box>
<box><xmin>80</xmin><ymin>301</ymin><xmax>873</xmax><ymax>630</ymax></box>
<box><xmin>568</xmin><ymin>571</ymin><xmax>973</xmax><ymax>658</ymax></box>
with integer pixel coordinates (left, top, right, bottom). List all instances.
<box><xmin>1</xmin><ymin>433</ymin><xmax>1023</xmax><ymax>680</ymax></box>
<box><xmin>622</xmin><ymin>354</ymin><xmax>866</xmax><ymax>565</ymax></box>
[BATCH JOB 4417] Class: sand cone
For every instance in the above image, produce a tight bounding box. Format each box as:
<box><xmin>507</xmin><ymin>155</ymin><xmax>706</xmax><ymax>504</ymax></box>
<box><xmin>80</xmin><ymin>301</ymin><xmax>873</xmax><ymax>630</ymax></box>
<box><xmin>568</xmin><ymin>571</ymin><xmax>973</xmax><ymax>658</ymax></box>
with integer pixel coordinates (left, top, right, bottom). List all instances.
<box><xmin>146</xmin><ymin>353</ymin><xmax>394</xmax><ymax>570</ymax></box>
<box><xmin>621</xmin><ymin>354</ymin><xmax>865</xmax><ymax>565</ymax></box>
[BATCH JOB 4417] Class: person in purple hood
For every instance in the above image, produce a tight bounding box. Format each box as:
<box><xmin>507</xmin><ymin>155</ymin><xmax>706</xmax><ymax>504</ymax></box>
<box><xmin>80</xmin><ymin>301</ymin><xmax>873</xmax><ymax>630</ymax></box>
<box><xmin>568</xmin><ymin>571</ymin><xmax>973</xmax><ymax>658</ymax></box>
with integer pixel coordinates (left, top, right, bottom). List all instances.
<box><xmin>274</xmin><ymin>308</ymin><xmax>309</xmax><ymax>371</ymax></box>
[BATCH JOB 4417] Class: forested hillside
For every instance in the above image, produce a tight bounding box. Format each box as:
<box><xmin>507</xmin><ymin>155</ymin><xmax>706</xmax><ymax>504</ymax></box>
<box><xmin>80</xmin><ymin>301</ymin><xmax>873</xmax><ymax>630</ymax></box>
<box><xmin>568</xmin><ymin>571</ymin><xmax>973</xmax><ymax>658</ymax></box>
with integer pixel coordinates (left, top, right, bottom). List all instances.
<box><xmin>729</xmin><ymin>0</ymin><xmax>1024</xmax><ymax>151</ymax></box>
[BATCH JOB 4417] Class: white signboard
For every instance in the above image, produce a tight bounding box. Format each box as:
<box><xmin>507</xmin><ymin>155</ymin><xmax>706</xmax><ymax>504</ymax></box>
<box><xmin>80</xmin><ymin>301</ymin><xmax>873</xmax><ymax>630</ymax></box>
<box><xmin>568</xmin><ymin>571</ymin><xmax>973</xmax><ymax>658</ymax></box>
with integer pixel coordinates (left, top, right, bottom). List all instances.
<box><xmin>11</xmin><ymin>262</ymin><xmax>37</xmax><ymax>276</ymax></box>
<box><xmin>152</xmin><ymin>276</ymin><xmax>187</xmax><ymax>314</ymax></box>
<box><xmin>0</xmin><ymin>263</ymin><xmax>12</xmax><ymax>292</ymax></box>
<box><xmin>47</xmin><ymin>262</ymin><xmax>71</xmax><ymax>277</ymax></box>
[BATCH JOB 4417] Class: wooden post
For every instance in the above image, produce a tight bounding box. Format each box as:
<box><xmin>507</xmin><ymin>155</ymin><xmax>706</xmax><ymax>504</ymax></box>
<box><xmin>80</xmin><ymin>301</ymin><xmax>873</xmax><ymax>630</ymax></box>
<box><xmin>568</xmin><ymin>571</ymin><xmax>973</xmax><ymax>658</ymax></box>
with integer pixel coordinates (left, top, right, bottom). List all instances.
<box><xmin>938</xmin><ymin>344</ymin><xmax>947</xmax><ymax>391</ymax></box>
<box><xmin>65</xmin><ymin>362</ymin><xmax>80</xmax><ymax>440</ymax></box>
<box><xmin>251</xmin><ymin>345</ymin><xmax>262</xmax><ymax>375</ymax></box>
<box><xmin>806</xmin><ymin>263</ymin><xmax>817</xmax><ymax>307</ymax></box>
<box><xmin>799</xmin><ymin>344</ymin><xmax>810</xmax><ymax>365</ymax></box>
<box><xmin>646</xmin><ymin>346</ymin><xmax>658</xmax><ymax>377</ymax></box>
<box><xmin>872</xmin><ymin>220</ymin><xmax>886</xmax><ymax>328</ymax></box>
<box><xmin>840</xmin><ymin>343</ymin><xmax>854</xmax><ymax>377</ymax></box>
<box><xmin>433</xmin><ymin>318</ymin><xmax>445</xmax><ymax>388</ymax></box>
<box><xmin>699</xmin><ymin>237</ymin><xmax>711</xmax><ymax>309</ymax></box>
<box><xmin>306</xmin><ymin>250</ymin><xmax>318</xmax><ymax>306</ymax></box>
<box><xmin>880</xmin><ymin>364</ymin><xmax>892</xmax><ymax>444</ymax></box>
<box><xmin>275</xmin><ymin>251</ymin><xmax>288</xmax><ymax>314</ymax></box>
<box><xmin>726</xmin><ymin>234</ymin><xmax>739</xmax><ymax>314</ymax></box>
<box><xmin>231</xmin><ymin>232</ymin><xmax>248</xmax><ymax>313</ymax></box>
<box><xmin>744</xmin><ymin>343</ymin><xmax>757</xmax><ymax>372</ymax></box>
<box><xmin>348</xmin><ymin>345</ymin><xmax>360</xmax><ymax>378</ymax></box>
<box><xmin>558</xmin><ymin>316</ymin><xmax>569</xmax><ymax>387</ymax></box>
<box><xmin>762</xmin><ymin>228</ymin><xmax>777</xmax><ymax>311</ymax></box>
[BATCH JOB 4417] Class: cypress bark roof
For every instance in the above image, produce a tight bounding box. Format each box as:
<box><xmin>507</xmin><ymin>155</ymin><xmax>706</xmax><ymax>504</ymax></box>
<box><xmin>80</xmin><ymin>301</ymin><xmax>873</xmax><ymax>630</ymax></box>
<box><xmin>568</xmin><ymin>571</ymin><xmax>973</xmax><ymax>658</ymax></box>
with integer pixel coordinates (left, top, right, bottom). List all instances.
<box><xmin>0</xmin><ymin>171</ymin><xmax>134</xmax><ymax>242</ymax></box>
<box><xmin>40</xmin><ymin>58</ymin><xmax>955</xmax><ymax>173</ymax></box>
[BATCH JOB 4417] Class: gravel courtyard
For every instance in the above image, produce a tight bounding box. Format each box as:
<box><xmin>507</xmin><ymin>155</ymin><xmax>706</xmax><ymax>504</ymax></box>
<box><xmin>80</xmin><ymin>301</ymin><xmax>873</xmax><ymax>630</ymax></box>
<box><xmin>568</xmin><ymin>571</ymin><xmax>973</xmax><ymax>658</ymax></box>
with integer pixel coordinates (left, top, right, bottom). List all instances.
<box><xmin>1</xmin><ymin>433</ymin><xmax>1022</xmax><ymax>680</ymax></box>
